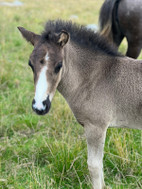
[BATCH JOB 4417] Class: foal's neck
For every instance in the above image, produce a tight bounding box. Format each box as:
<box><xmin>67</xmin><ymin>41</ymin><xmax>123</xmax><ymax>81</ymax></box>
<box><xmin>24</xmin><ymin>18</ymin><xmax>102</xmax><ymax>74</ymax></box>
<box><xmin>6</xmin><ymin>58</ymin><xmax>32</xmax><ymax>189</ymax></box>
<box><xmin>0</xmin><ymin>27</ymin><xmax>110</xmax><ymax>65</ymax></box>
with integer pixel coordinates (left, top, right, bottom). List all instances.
<box><xmin>57</xmin><ymin>41</ymin><xmax>117</xmax><ymax>103</ymax></box>
<box><xmin>57</xmin><ymin>42</ymin><xmax>79</xmax><ymax>99</ymax></box>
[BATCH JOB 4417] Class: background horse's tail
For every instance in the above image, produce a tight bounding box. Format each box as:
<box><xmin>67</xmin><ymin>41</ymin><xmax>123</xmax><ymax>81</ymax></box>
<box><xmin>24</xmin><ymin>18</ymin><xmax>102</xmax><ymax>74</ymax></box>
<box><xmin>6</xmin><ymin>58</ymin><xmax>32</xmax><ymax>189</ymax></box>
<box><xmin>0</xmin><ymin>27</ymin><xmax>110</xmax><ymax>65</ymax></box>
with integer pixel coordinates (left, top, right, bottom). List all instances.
<box><xmin>99</xmin><ymin>0</ymin><xmax>121</xmax><ymax>40</ymax></box>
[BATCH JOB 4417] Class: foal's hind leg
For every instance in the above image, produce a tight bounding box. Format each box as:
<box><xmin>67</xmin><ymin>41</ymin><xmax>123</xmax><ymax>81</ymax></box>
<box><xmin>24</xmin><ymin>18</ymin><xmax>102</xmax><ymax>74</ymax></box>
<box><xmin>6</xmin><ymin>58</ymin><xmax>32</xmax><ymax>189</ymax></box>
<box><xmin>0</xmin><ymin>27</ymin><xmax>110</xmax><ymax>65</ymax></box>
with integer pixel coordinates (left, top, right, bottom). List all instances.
<box><xmin>84</xmin><ymin>124</ymin><xmax>107</xmax><ymax>189</ymax></box>
<box><xmin>126</xmin><ymin>39</ymin><xmax>142</xmax><ymax>59</ymax></box>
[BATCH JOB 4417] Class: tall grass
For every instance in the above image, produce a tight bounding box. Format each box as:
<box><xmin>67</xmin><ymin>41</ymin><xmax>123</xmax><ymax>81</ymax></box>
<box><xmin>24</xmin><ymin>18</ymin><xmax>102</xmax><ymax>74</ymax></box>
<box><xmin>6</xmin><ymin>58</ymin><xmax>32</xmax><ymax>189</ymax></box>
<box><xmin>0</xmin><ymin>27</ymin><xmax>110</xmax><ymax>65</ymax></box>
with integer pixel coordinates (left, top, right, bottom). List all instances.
<box><xmin>0</xmin><ymin>0</ymin><xmax>142</xmax><ymax>188</ymax></box>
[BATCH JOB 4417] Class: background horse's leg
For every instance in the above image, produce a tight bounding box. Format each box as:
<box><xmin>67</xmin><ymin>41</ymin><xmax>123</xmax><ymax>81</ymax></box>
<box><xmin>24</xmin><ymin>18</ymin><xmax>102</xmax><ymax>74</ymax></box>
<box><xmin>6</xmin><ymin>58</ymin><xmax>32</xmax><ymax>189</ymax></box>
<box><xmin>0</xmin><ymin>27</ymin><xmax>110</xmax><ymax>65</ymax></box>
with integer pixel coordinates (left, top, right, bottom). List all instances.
<box><xmin>126</xmin><ymin>39</ymin><xmax>142</xmax><ymax>59</ymax></box>
<box><xmin>117</xmin><ymin>0</ymin><xmax>142</xmax><ymax>59</ymax></box>
<box><xmin>84</xmin><ymin>124</ymin><xmax>107</xmax><ymax>189</ymax></box>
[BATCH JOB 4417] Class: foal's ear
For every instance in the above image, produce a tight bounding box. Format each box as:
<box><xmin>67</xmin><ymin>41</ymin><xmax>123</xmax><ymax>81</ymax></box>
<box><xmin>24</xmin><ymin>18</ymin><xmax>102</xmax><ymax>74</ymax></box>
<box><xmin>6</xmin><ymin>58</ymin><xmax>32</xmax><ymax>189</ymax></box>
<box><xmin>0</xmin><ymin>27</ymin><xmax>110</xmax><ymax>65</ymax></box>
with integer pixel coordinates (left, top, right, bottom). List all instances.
<box><xmin>17</xmin><ymin>27</ymin><xmax>41</xmax><ymax>46</ymax></box>
<box><xmin>57</xmin><ymin>30</ymin><xmax>69</xmax><ymax>47</ymax></box>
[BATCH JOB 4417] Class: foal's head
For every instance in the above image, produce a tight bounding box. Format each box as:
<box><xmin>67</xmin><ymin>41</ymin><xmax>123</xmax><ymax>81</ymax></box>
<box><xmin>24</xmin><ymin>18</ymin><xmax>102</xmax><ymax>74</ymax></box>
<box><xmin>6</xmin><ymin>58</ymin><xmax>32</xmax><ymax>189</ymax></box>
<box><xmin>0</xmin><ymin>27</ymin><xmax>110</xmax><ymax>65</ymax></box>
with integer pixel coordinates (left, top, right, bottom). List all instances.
<box><xmin>18</xmin><ymin>27</ymin><xmax>69</xmax><ymax>115</ymax></box>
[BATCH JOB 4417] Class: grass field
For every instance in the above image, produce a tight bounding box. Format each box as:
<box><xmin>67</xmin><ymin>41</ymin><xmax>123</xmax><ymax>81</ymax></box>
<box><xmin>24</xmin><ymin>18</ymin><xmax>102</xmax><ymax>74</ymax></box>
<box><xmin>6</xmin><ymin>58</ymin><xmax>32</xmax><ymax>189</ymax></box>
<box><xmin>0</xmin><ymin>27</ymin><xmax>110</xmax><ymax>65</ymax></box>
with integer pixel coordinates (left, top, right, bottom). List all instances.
<box><xmin>0</xmin><ymin>0</ymin><xmax>142</xmax><ymax>188</ymax></box>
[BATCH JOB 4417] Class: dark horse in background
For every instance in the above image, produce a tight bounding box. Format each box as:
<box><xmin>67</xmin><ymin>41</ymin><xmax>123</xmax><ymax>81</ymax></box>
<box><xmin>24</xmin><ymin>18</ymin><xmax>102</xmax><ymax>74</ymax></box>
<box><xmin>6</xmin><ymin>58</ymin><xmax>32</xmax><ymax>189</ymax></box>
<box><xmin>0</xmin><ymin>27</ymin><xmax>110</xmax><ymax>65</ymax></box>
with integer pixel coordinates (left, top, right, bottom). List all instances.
<box><xmin>99</xmin><ymin>0</ymin><xmax>142</xmax><ymax>59</ymax></box>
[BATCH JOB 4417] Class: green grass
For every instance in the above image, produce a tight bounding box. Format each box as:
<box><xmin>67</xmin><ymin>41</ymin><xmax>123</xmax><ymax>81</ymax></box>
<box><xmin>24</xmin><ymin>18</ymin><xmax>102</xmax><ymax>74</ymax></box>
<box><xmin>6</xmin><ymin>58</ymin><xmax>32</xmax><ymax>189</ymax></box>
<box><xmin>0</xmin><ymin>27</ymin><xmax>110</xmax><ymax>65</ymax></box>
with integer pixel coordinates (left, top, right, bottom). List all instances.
<box><xmin>0</xmin><ymin>0</ymin><xmax>142</xmax><ymax>188</ymax></box>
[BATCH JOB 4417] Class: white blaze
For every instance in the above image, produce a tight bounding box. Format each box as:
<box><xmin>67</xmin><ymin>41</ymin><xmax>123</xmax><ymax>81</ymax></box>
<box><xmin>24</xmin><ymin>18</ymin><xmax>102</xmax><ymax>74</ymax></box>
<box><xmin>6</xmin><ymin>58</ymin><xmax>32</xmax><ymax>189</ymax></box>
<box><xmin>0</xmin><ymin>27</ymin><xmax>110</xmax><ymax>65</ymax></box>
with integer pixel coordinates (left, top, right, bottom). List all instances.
<box><xmin>33</xmin><ymin>66</ymin><xmax>48</xmax><ymax>110</ymax></box>
<box><xmin>45</xmin><ymin>53</ymin><xmax>49</xmax><ymax>61</ymax></box>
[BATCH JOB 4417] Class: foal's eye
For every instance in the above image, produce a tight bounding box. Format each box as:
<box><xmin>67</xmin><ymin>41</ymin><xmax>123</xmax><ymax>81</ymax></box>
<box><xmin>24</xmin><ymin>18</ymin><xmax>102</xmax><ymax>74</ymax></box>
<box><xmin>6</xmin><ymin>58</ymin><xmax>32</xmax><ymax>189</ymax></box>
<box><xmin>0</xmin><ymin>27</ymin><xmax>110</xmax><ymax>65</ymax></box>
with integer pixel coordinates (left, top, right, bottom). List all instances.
<box><xmin>54</xmin><ymin>62</ymin><xmax>62</xmax><ymax>74</ymax></box>
<box><xmin>28</xmin><ymin>60</ymin><xmax>34</xmax><ymax>72</ymax></box>
<box><xmin>40</xmin><ymin>59</ymin><xmax>44</xmax><ymax>64</ymax></box>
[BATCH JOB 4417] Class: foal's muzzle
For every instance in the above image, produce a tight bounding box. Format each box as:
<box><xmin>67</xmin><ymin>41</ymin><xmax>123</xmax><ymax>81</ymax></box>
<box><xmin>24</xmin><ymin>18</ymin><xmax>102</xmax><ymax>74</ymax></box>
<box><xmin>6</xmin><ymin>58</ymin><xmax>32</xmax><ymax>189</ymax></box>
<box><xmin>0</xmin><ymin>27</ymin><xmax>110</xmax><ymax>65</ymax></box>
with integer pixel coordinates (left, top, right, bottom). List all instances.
<box><xmin>32</xmin><ymin>96</ymin><xmax>51</xmax><ymax>115</ymax></box>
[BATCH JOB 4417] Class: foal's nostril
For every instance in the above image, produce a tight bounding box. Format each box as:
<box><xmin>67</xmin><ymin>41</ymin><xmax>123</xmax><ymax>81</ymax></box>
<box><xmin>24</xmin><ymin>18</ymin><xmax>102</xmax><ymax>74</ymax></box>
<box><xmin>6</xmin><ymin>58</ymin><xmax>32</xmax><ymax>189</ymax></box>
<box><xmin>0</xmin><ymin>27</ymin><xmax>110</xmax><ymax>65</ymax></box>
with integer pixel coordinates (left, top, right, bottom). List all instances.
<box><xmin>43</xmin><ymin>96</ymin><xmax>51</xmax><ymax>111</ymax></box>
<box><xmin>42</xmin><ymin>100</ymin><xmax>46</xmax><ymax>106</ymax></box>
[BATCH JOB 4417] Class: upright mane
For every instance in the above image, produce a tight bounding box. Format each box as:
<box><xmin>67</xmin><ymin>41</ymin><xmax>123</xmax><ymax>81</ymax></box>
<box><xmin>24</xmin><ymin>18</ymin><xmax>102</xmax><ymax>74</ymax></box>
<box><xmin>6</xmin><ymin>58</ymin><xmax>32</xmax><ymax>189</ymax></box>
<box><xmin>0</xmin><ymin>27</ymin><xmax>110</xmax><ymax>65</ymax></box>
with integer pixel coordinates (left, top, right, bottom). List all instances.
<box><xmin>42</xmin><ymin>20</ymin><xmax>122</xmax><ymax>57</ymax></box>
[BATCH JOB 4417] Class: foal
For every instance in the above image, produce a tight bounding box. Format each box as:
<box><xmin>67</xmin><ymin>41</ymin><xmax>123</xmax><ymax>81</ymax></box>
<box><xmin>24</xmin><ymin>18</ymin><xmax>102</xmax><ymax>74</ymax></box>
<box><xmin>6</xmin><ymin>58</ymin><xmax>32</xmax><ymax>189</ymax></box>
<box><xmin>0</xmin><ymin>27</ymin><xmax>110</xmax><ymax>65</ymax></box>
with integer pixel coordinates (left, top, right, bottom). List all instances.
<box><xmin>18</xmin><ymin>20</ymin><xmax>142</xmax><ymax>189</ymax></box>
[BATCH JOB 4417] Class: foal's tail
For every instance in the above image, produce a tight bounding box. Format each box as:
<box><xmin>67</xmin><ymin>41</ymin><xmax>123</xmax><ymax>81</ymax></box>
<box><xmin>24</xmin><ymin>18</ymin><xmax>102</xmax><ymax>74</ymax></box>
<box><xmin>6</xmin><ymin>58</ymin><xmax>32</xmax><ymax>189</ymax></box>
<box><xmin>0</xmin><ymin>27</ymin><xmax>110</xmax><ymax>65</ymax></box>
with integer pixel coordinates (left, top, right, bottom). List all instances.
<box><xmin>99</xmin><ymin>0</ymin><xmax>121</xmax><ymax>41</ymax></box>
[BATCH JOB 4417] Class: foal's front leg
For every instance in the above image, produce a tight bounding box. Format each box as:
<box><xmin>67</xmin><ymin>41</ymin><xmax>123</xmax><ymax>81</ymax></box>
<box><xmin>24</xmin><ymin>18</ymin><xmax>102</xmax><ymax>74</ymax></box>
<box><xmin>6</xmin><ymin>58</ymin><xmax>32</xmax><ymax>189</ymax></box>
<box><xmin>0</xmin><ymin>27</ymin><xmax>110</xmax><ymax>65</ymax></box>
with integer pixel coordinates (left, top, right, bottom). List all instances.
<box><xmin>84</xmin><ymin>124</ymin><xmax>107</xmax><ymax>189</ymax></box>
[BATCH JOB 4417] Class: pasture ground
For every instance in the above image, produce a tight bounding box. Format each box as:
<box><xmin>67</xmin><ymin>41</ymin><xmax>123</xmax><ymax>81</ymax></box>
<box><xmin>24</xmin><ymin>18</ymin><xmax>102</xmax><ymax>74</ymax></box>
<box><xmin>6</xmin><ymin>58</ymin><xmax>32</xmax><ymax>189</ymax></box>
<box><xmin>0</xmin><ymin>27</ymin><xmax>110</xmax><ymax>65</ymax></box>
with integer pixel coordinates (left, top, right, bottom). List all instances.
<box><xmin>0</xmin><ymin>0</ymin><xmax>142</xmax><ymax>188</ymax></box>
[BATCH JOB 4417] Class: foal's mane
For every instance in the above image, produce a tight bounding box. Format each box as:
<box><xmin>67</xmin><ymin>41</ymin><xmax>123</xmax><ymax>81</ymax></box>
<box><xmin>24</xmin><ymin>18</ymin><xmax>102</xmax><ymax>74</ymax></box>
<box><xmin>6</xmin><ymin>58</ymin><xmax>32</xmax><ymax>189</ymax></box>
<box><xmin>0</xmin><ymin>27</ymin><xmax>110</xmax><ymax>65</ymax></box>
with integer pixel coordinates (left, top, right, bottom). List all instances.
<box><xmin>42</xmin><ymin>20</ymin><xmax>122</xmax><ymax>57</ymax></box>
